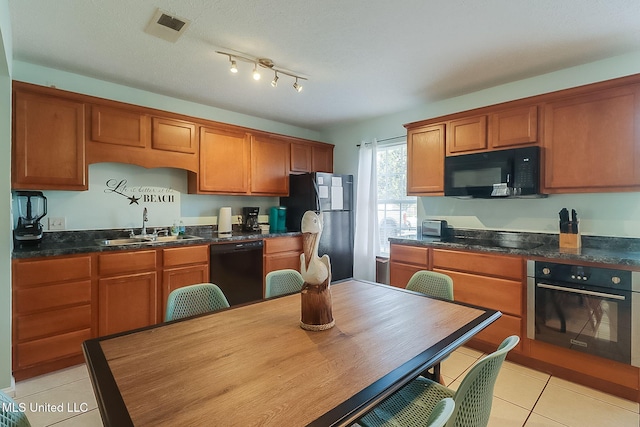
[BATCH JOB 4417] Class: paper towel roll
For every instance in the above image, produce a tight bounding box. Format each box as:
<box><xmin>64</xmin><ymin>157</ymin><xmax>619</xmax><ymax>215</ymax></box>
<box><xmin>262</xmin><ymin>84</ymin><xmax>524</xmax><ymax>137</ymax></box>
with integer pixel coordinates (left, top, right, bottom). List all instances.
<box><xmin>218</xmin><ymin>207</ymin><xmax>232</xmax><ymax>235</ymax></box>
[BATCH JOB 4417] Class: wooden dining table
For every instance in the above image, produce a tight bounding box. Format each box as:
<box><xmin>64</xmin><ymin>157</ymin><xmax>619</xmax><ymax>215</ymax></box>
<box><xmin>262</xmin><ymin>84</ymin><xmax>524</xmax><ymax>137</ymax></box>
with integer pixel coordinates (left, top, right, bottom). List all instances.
<box><xmin>83</xmin><ymin>279</ymin><xmax>501</xmax><ymax>427</ymax></box>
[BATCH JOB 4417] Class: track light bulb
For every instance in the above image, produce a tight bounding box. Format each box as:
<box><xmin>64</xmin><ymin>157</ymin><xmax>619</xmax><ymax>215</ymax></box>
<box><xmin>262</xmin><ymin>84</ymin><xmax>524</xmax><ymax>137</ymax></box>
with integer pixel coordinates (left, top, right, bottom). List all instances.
<box><xmin>252</xmin><ymin>64</ymin><xmax>261</xmax><ymax>80</ymax></box>
<box><xmin>230</xmin><ymin>59</ymin><xmax>238</xmax><ymax>73</ymax></box>
<box><xmin>293</xmin><ymin>78</ymin><xmax>303</xmax><ymax>93</ymax></box>
<box><xmin>271</xmin><ymin>73</ymin><xmax>279</xmax><ymax>87</ymax></box>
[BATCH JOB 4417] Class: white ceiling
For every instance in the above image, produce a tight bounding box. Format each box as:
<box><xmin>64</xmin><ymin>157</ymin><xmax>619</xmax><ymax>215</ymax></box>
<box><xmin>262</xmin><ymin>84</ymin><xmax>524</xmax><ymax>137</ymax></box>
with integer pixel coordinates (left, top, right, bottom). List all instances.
<box><xmin>9</xmin><ymin>0</ymin><xmax>640</xmax><ymax>131</ymax></box>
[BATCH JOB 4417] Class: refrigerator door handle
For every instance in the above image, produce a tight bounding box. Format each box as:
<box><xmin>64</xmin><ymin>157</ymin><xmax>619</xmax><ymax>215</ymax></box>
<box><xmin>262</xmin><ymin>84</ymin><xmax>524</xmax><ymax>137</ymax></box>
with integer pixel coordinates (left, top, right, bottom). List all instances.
<box><xmin>312</xmin><ymin>177</ymin><xmax>321</xmax><ymax>212</ymax></box>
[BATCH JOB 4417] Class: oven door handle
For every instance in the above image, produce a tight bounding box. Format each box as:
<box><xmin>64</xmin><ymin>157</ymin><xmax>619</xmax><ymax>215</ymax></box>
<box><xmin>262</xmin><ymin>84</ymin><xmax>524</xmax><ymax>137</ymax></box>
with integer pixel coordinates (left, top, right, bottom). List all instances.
<box><xmin>537</xmin><ymin>282</ymin><xmax>626</xmax><ymax>301</ymax></box>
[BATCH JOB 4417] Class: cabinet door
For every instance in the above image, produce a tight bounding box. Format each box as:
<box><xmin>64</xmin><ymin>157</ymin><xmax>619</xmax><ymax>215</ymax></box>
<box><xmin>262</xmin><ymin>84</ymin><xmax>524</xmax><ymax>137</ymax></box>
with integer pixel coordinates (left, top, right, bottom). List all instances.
<box><xmin>151</xmin><ymin>117</ymin><xmax>197</xmax><ymax>154</ymax></box>
<box><xmin>162</xmin><ymin>264</ymin><xmax>209</xmax><ymax>315</ymax></box>
<box><xmin>198</xmin><ymin>125</ymin><xmax>250</xmax><ymax>194</ymax></box>
<box><xmin>389</xmin><ymin>261</ymin><xmax>424</xmax><ymax>288</ymax></box>
<box><xmin>407</xmin><ymin>124</ymin><xmax>445</xmax><ymax>194</ymax></box>
<box><xmin>312</xmin><ymin>144</ymin><xmax>334</xmax><ymax>172</ymax></box>
<box><xmin>13</xmin><ymin>90</ymin><xmax>86</xmax><ymax>190</ymax></box>
<box><xmin>251</xmin><ymin>135</ymin><xmax>290</xmax><ymax>195</ymax></box>
<box><xmin>544</xmin><ymin>85</ymin><xmax>640</xmax><ymax>192</ymax></box>
<box><xmin>98</xmin><ymin>272</ymin><xmax>158</xmax><ymax>335</ymax></box>
<box><xmin>291</xmin><ymin>142</ymin><xmax>312</xmax><ymax>173</ymax></box>
<box><xmin>489</xmin><ymin>105</ymin><xmax>538</xmax><ymax>148</ymax></box>
<box><xmin>90</xmin><ymin>105</ymin><xmax>149</xmax><ymax>148</ymax></box>
<box><xmin>446</xmin><ymin>115</ymin><xmax>487</xmax><ymax>154</ymax></box>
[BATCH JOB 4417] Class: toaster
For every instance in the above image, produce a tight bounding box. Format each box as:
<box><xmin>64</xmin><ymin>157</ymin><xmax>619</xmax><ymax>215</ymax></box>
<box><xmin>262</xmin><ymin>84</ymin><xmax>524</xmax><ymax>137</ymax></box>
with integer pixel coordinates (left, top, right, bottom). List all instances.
<box><xmin>421</xmin><ymin>219</ymin><xmax>448</xmax><ymax>240</ymax></box>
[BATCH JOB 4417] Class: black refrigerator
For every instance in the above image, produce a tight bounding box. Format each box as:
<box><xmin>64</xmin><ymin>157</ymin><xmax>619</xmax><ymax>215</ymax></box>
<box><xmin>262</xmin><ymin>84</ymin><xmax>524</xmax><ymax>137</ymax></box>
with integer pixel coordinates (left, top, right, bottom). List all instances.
<box><xmin>280</xmin><ymin>173</ymin><xmax>354</xmax><ymax>281</ymax></box>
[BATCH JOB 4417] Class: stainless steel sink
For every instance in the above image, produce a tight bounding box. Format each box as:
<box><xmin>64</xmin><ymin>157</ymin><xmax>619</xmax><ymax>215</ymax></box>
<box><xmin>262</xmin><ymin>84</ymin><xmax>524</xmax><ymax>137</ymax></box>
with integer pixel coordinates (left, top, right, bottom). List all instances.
<box><xmin>95</xmin><ymin>235</ymin><xmax>203</xmax><ymax>246</ymax></box>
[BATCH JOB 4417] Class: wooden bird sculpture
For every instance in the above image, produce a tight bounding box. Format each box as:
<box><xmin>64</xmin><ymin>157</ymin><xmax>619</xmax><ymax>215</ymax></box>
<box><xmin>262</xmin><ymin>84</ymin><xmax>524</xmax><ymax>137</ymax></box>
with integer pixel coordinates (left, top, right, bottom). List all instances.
<box><xmin>299</xmin><ymin>211</ymin><xmax>334</xmax><ymax>330</ymax></box>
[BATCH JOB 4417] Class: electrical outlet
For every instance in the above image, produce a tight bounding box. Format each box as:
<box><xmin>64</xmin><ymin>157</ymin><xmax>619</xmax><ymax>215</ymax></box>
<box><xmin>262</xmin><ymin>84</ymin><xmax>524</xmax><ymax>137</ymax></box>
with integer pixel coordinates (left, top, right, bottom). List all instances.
<box><xmin>48</xmin><ymin>217</ymin><xmax>66</xmax><ymax>231</ymax></box>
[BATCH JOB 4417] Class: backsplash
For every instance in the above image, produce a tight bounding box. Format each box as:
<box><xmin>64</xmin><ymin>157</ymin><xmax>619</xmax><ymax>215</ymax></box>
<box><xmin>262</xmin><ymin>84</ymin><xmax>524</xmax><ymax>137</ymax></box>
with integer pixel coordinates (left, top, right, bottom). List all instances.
<box><xmin>418</xmin><ymin>192</ymin><xmax>640</xmax><ymax>238</ymax></box>
<box><xmin>14</xmin><ymin>163</ymin><xmax>279</xmax><ymax>231</ymax></box>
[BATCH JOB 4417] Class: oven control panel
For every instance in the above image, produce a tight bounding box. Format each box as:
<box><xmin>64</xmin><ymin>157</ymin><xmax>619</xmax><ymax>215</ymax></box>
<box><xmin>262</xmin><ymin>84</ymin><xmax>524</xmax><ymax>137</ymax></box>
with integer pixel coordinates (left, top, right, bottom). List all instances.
<box><xmin>533</xmin><ymin>261</ymin><xmax>631</xmax><ymax>291</ymax></box>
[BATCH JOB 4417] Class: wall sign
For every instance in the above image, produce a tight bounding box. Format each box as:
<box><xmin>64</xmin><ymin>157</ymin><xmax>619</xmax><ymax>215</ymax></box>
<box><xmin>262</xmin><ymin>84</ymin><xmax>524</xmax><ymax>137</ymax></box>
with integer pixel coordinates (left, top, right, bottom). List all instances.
<box><xmin>104</xmin><ymin>179</ymin><xmax>180</xmax><ymax>206</ymax></box>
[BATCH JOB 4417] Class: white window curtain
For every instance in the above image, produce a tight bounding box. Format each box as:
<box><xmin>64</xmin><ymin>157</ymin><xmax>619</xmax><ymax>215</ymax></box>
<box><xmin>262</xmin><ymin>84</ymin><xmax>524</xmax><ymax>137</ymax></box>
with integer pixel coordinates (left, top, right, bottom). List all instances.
<box><xmin>353</xmin><ymin>139</ymin><xmax>379</xmax><ymax>282</ymax></box>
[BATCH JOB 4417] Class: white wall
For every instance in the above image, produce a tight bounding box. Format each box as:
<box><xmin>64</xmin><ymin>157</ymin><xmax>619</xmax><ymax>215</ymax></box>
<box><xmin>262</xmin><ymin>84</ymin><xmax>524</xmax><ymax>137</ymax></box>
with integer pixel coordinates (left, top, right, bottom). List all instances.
<box><xmin>321</xmin><ymin>50</ymin><xmax>640</xmax><ymax>238</ymax></box>
<box><xmin>0</xmin><ymin>0</ymin><xmax>12</xmax><ymax>390</ymax></box>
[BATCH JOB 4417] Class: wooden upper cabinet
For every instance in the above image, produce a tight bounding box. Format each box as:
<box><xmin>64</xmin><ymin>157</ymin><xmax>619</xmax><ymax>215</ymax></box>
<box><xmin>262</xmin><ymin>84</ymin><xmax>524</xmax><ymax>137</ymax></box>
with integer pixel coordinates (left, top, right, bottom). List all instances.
<box><xmin>446</xmin><ymin>115</ymin><xmax>487</xmax><ymax>154</ymax></box>
<box><xmin>407</xmin><ymin>124</ymin><xmax>445</xmax><ymax>195</ymax></box>
<box><xmin>151</xmin><ymin>117</ymin><xmax>197</xmax><ymax>154</ymax></box>
<box><xmin>13</xmin><ymin>88</ymin><xmax>87</xmax><ymax>190</ymax></box>
<box><xmin>250</xmin><ymin>134</ymin><xmax>290</xmax><ymax>195</ymax></box>
<box><xmin>311</xmin><ymin>144</ymin><xmax>334</xmax><ymax>173</ymax></box>
<box><xmin>489</xmin><ymin>106</ymin><xmax>538</xmax><ymax>148</ymax></box>
<box><xmin>543</xmin><ymin>84</ymin><xmax>640</xmax><ymax>192</ymax></box>
<box><xmin>90</xmin><ymin>104</ymin><xmax>149</xmax><ymax>148</ymax></box>
<box><xmin>290</xmin><ymin>142</ymin><xmax>312</xmax><ymax>173</ymax></box>
<box><xmin>194</xmin><ymin>125</ymin><xmax>250</xmax><ymax>194</ymax></box>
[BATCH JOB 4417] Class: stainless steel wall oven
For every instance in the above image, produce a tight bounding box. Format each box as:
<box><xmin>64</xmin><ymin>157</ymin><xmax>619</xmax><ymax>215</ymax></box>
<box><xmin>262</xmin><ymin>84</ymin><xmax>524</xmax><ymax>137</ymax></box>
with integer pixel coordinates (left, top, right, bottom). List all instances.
<box><xmin>527</xmin><ymin>260</ymin><xmax>639</xmax><ymax>367</ymax></box>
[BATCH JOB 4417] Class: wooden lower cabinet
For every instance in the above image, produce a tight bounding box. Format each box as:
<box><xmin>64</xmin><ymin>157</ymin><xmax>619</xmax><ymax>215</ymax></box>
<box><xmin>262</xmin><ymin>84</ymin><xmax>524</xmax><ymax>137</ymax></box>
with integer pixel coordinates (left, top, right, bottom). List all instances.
<box><xmin>263</xmin><ymin>236</ymin><xmax>303</xmax><ymax>293</ymax></box>
<box><xmin>98</xmin><ymin>272</ymin><xmax>158</xmax><ymax>336</ymax></box>
<box><xmin>388</xmin><ymin>244</ymin><xmax>429</xmax><ymax>288</ymax></box>
<box><xmin>97</xmin><ymin>250</ymin><xmax>159</xmax><ymax>336</ymax></box>
<box><xmin>432</xmin><ymin>248</ymin><xmax>525</xmax><ymax>353</ymax></box>
<box><xmin>12</xmin><ymin>255</ymin><xmax>93</xmax><ymax>380</ymax></box>
<box><xmin>161</xmin><ymin>245</ymin><xmax>209</xmax><ymax>316</ymax></box>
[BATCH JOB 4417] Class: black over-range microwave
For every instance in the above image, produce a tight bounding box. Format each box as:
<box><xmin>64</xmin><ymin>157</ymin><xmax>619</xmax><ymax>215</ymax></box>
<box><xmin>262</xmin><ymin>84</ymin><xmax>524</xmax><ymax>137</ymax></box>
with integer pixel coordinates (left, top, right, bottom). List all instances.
<box><xmin>444</xmin><ymin>146</ymin><xmax>541</xmax><ymax>198</ymax></box>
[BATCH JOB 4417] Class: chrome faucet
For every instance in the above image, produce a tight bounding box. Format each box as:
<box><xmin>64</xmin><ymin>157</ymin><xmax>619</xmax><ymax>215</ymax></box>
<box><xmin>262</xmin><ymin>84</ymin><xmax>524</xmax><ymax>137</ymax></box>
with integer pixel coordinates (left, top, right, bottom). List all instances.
<box><xmin>142</xmin><ymin>207</ymin><xmax>148</xmax><ymax>236</ymax></box>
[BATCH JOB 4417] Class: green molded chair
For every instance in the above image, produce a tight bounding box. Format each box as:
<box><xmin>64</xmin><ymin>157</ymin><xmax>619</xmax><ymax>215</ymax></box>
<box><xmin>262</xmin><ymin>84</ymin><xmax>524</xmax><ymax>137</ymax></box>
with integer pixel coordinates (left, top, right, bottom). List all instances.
<box><xmin>0</xmin><ymin>390</ymin><xmax>31</xmax><ymax>427</ymax></box>
<box><xmin>165</xmin><ymin>283</ymin><xmax>230</xmax><ymax>321</ymax></box>
<box><xmin>406</xmin><ymin>270</ymin><xmax>454</xmax><ymax>381</ymax></box>
<box><xmin>358</xmin><ymin>335</ymin><xmax>520</xmax><ymax>427</ymax></box>
<box><xmin>265</xmin><ymin>269</ymin><xmax>304</xmax><ymax>298</ymax></box>
<box><xmin>406</xmin><ymin>270</ymin><xmax>454</xmax><ymax>301</ymax></box>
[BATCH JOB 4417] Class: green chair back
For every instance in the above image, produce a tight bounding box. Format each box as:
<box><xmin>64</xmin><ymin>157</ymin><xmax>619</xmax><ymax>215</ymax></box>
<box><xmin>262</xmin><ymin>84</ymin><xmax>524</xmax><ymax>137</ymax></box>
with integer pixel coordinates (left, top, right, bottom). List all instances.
<box><xmin>406</xmin><ymin>270</ymin><xmax>454</xmax><ymax>301</ymax></box>
<box><xmin>0</xmin><ymin>391</ymin><xmax>31</xmax><ymax>427</ymax></box>
<box><xmin>165</xmin><ymin>283</ymin><xmax>230</xmax><ymax>321</ymax></box>
<box><xmin>358</xmin><ymin>335</ymin><xmax>519</xmax><ymax>427</ymax></box>
<box><xmin>265</xmin><ymin>269</ymin><xmax>304</xmax><ymax>298</ymax></box>
<box><xmin>446</xmin><ymin>335</ymin><xmax>520</xmax><ymax>427</ymax></box>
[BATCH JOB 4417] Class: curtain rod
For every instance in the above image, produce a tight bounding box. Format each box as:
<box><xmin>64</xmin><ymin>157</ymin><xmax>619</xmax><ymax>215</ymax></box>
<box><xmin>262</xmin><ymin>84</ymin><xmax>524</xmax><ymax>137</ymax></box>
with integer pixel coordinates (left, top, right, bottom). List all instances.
<box><xmin>356</xmin><ymin>135</ymin><xmax>405</xmax><ymax>147</ymax></box>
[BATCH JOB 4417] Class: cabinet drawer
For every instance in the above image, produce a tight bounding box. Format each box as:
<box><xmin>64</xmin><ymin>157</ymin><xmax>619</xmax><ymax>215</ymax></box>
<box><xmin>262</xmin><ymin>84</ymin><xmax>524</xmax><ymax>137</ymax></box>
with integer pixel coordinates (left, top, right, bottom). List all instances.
<box><xmin>472</xmin><ymin>314</ymin><xmax>522</xmax><ymax>351</ymax></box>
<box><xmin>15</xmin><ymin>280</ymin><xmax>91</xmax><ymax>314</ymax></box>
<box><xmin>163</xmin><ymin>245</ymin><xmax>209</xmax><ymax>267</ymax></box>
<box><xmin>14</xmin><ymin>256</ymin><xmax>92</xmax><ymax>287</ymax></box>
<box><xmin>17</xmin><ymin>305</ymin><xmax>91</xmax><ymax>341</ymax></box>
<box><xmin>264</xmin><ymin>237</ymin><xmax>303</xmax><ymax>254</ymax></box>
<box><xmin>435</xmin><ymin>269</ymin><xmax>522</xmax><ymax>316</ymax></box>
<box><xmin>98</xmin><ymin>250</ymin><xmax>157</xmax><ymax>275</ymax></box>
<box><xmin>389</xmin><ymin>261</ymin><xmax>425</xmax><ymax>288</ymax></box>
<box><xmin>432</xmin><ymin>249</ymin><xmax>522</xmax><ymax>280</ymax></box>
<box><xmin>16</xmin><ymin>329</ymin><xmax>91</xmax><ymax>368</ymax></box>
<box><xmin>390</xmin><ymin>244</ymin><xmax>429</xmax><ymax>266</ymax></box>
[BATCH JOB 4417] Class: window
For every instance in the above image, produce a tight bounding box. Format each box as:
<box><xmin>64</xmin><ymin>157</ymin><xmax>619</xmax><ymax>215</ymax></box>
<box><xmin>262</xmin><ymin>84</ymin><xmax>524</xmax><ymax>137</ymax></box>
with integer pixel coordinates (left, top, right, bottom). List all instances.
<box><xmin>377</xmin><ymin>142</ymin><xmax>417</xmax><ymax>255</ymax></box>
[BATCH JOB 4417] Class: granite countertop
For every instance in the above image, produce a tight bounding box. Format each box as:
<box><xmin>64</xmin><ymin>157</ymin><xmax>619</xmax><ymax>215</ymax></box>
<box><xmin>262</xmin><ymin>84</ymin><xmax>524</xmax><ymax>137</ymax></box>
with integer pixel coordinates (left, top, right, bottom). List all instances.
<box><xmin>12</xmin><ymin>226</ymin><xmax>301</xmax><ymax>259</ymax></box>
<box><xmin>390</xmin><ymin>229</ymin><xmax>640</xmax><ymax>268</ymax></box>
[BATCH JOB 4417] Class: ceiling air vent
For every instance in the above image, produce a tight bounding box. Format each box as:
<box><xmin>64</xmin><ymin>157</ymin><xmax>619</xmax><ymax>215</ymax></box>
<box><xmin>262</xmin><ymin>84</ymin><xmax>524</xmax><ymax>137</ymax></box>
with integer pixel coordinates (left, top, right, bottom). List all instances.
<box><xmin>144</xmin><ymin>8</ymin><xmax>191</xmax><ymax>43</ymax></box>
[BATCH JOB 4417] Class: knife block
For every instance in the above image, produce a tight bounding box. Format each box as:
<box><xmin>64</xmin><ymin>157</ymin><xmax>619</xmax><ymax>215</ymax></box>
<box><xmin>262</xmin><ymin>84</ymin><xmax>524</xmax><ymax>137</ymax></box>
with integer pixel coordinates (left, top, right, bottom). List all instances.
<box><xmin>559</xmin><ymin>232</ymin><xmax>581</xmax><ymax>249</ymax></box>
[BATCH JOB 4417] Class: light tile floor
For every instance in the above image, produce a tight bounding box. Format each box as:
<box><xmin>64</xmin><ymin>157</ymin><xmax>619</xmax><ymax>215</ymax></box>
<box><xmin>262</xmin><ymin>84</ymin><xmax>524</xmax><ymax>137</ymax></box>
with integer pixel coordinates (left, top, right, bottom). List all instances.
<box><xmin>11</xmin><ymin>346</ymin><xmax>640</xmax><ymax>426</ymax></box>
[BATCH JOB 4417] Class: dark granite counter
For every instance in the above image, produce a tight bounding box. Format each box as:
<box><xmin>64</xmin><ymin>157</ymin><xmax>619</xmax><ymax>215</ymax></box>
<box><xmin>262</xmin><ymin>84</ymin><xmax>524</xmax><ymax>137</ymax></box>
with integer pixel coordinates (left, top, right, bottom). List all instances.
<box><xmin>390</xmin><ymin>229</ymin><xmax>640</xmax><ymax>268</ymax></box>
<box><xmin>12</xmin><ymin>226</ymin><xmax>301</xmax><ymax>259</ymax></box>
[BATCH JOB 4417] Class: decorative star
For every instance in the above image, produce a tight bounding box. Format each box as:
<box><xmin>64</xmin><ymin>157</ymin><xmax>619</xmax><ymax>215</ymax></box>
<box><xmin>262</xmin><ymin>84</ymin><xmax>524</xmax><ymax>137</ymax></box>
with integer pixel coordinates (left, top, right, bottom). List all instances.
<box><xmin>128</xmin><ymin>195</ymin><xmax>140</xmax><ymax>205</ymax></box>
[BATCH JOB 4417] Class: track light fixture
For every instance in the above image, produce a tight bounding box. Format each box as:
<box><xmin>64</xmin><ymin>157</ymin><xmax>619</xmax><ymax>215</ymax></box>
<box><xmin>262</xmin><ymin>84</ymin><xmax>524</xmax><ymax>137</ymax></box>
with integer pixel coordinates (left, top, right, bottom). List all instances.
<box><xmin>293</xmin><ymin>78</ymin><xmax>303</xmax><ymax>93</ymax></box>
<box><xmin>216</xmin><ymin>50</ymin><xmax>307</xmax><ymax>92</ymax></box>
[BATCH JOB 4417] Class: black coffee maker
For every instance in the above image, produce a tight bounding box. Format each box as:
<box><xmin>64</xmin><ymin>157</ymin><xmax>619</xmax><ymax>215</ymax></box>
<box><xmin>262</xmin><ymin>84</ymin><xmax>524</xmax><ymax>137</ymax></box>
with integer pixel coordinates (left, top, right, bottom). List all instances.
<box><xmin>14</xmin><ymin>191</ymin><xmax>47</xmax><ymax>246</ymax></box>
<box><xmin>242</xmin><ymin>207</ymin><xmax>260</xmax><ymax>232</ymax></box>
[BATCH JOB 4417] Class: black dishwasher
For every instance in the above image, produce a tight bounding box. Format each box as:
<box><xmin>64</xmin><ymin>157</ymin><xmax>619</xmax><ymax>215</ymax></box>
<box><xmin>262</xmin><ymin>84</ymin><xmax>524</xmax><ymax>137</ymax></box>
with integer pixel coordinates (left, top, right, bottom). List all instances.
<box><xmin>210</xmin><ymin>240</ymin><xmax>264</xmax><ymax>306</ymax></box>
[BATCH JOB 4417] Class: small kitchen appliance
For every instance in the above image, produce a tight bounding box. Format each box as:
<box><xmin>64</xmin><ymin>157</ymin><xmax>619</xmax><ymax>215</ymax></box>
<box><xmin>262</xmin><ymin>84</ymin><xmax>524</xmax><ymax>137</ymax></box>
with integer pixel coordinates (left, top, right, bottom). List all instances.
<box><xmin>421</xmin><ymin>219</ymin><xmax>448</xmax><ymax>241</ymax></box>
<box><xmin>218</xmin><ymin>207</ymin><xmax>232</xmax><ymax>236</ymax></box>
<box><xmin>269</xmin><ymin>206</ymin><xmax>287</xmax><ymax>233</ymax></box>
<box><xmin>14</xmin><ymin>191</ymin><xmax>47</xmax><ymax>246</ymax></box>
<box><xmin>242</xmin><ymin>207</ymin><xmax>260</xmax><ymax>232</ymax></box>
